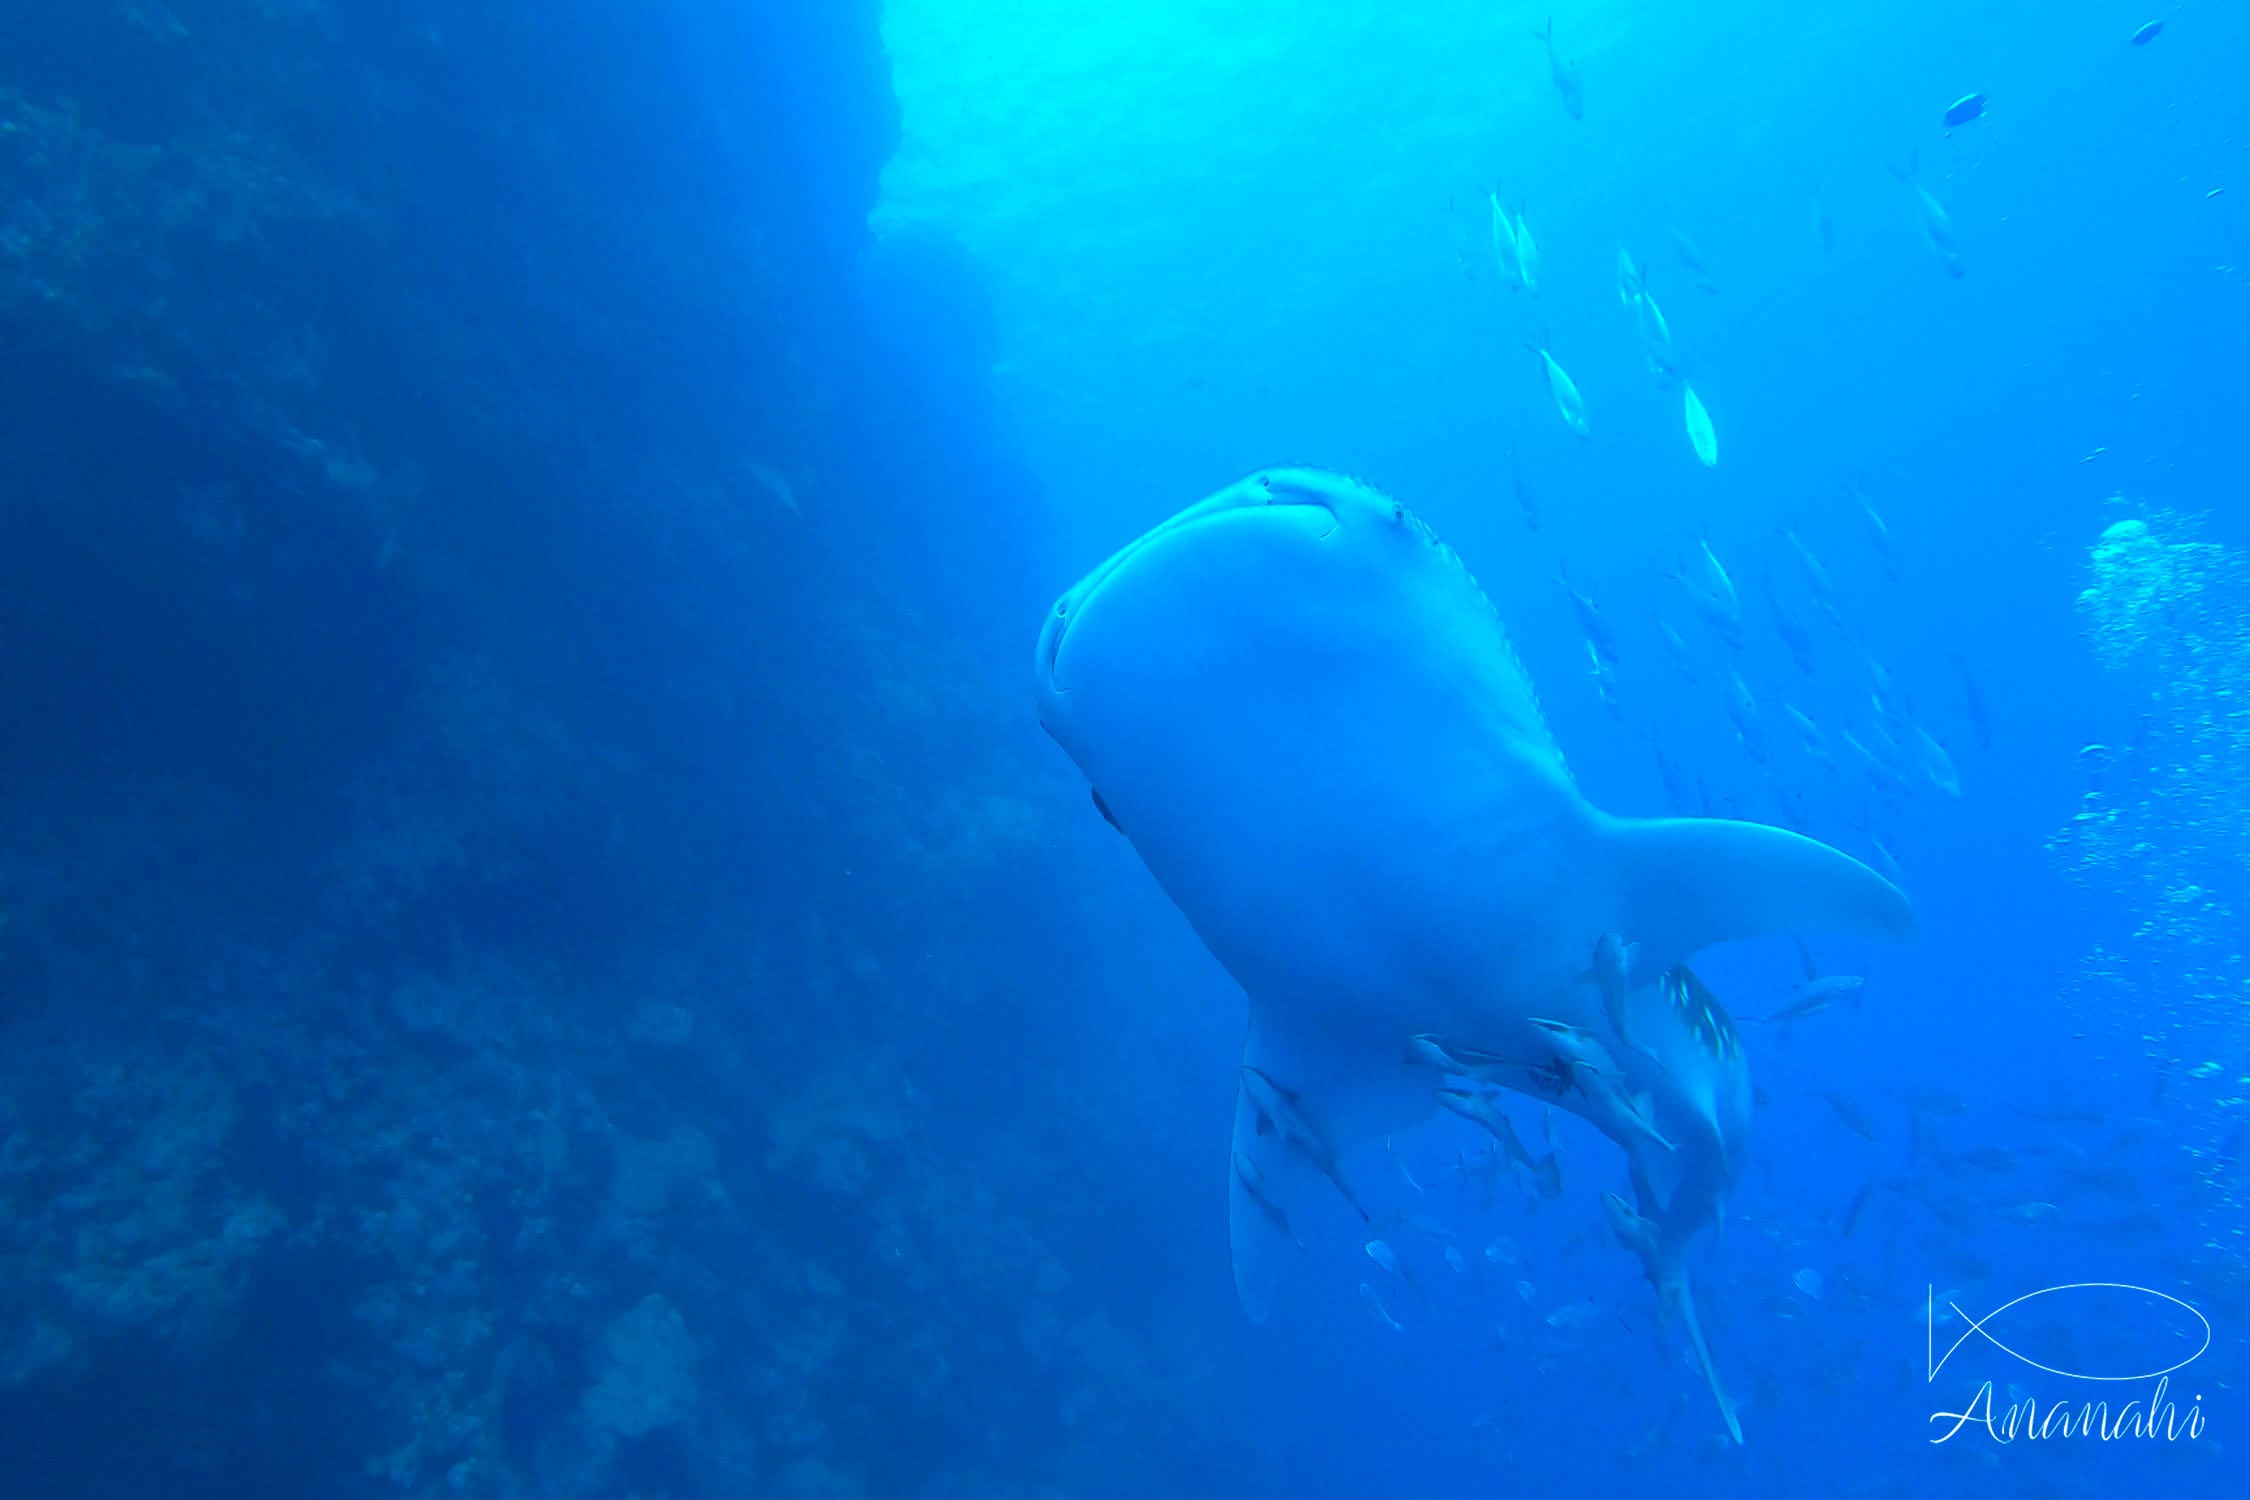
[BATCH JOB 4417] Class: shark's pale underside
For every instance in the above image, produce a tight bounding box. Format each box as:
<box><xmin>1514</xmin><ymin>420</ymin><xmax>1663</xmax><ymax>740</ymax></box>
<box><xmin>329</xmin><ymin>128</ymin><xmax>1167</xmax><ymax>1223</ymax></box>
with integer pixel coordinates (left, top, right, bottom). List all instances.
<box><xmin>1034</xmin><ymin>468</ymin><xmax>1915</xmax><ymax>1443</ymax></box>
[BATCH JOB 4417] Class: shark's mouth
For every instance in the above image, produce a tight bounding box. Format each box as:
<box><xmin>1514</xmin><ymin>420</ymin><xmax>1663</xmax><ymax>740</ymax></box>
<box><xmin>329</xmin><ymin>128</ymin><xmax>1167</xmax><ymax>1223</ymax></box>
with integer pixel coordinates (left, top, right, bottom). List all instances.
<box><xmin>1037</xmin><ymin>471</ymin><xmax>1352</xmax><ymax>695</ymax></box>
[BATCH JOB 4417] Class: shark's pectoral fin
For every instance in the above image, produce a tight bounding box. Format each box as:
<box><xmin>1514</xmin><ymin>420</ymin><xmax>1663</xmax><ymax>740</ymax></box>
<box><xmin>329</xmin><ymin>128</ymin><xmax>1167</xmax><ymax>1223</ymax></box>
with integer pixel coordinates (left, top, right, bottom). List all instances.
<box><xmin>1600</xmin><ymin>814</ymin><xmax>1915</xmax><ymax>975</ymax></box>
<box><xmin>1229</xmin><ymin>1080</ymin><xmax>1283</xmax><ymax>1324</ymax></box>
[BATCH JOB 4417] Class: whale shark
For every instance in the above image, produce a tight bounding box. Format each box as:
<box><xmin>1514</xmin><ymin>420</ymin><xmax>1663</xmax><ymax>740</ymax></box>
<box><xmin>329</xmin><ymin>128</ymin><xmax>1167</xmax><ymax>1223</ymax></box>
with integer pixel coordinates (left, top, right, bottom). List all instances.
<box><xmin>1033</xmin><ymin>468</ymin><xmax>1914</xmax><ymax>1442</ymax></box>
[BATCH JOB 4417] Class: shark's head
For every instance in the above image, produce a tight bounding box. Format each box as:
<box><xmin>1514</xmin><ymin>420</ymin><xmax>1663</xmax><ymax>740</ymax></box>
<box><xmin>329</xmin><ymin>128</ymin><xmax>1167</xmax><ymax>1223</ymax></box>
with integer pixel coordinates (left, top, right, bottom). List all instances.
<box><xmin>1040</xmin><ymin>467</ymin><xmax>1407</xmax><ymax>726</ymax></box>
<box><xmin>1032</xmin><ymin>466</ymin><xmax>1585</xmax><ymax>1018</ymax></box>
<box><xmin>1037</xmin><ymin>468</ymin><xmax>1561</xmax><ymax>844</ymax></box>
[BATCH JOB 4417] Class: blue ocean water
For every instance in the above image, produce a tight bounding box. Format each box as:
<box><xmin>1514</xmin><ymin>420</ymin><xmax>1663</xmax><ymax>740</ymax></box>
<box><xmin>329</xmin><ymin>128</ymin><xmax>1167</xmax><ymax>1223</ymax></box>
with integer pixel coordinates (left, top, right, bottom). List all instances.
<box><xmin>0</xmin><ymin>2</ymin><xmax>2245</xmax><ymax>1497</ymax></box>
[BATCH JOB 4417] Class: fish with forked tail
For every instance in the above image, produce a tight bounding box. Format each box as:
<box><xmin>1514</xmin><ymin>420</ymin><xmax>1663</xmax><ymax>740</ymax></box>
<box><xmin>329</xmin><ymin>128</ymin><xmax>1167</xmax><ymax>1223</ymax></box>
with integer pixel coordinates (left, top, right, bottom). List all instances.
<box><xmin>1530</xmin><ymin>343</ymin><xmax>1590</xmax><ymax>436</ymax></box>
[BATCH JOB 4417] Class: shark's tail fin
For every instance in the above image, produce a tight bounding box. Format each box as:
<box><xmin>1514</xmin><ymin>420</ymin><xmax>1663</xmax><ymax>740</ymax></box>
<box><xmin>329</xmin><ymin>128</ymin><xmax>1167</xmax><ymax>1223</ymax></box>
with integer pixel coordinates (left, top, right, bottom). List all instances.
<box><xmin>1598</xmin><ymin>813</ymin><xmax>1915</xmax><ymax>977</ymax></box>
<box><xmin>1603</xmin><ymin>1191</ymin><xmax>1743</xmax><ymax>1444</ymax></box>
<box><xmin>1674</xmin><ymin>1276</ymin><xmax>1745</xmax><ymax>1445</ymax></box>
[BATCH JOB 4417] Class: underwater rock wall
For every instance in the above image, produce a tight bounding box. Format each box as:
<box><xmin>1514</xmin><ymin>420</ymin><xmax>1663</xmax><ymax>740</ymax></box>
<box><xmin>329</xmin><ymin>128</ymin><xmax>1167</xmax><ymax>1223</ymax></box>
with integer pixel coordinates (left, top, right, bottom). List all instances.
<box><xmin>0</xmin><ymin>4</ymin><xmax>1228</xmax><ymax>1496</ymax></box>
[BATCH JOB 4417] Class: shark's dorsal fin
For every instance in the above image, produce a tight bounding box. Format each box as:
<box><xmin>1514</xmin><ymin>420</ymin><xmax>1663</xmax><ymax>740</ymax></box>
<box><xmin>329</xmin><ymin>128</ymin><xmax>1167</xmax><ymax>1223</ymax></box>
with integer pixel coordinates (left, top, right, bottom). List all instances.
<box><xmin>1598</xmin><ymin>814</ymin><xmax>1914</xmax><ymax>976</ymax></box>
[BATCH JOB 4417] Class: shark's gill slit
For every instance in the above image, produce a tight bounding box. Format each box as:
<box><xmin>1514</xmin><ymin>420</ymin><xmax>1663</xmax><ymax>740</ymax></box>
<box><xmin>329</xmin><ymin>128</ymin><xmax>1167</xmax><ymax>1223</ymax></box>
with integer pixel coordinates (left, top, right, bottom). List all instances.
<box><xmin>1040</xmin><ymin>601</ymin><xmax>1070</xmax><ymax>686</ymax></box>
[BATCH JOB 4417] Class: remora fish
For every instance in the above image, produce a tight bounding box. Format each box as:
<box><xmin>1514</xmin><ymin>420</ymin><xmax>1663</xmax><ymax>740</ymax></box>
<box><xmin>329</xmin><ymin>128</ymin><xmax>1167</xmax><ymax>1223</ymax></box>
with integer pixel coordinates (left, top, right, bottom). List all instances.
<box><xmin>1034</xmin><ymin>467</ymin><xmax>1915</xmax><ymax>1435</ymax></box>
<box><xmin>1232</xmin><ymin>1151</ymin><xmax>1308</xmax><ymax>1250</ymax></box>
<box><xmin>1581</xmin><ymin>931</ymin><xmax>1660</xmax><ymax>1064</ymax></box>
<box><xmin>1606</xmin><ymin>1190</ymin><xmax>1741</xmax><ymax>1445</ymax></box>
<box><xmin>1438</xmin><ymin>1087</ymin><xmax>1566</xmax><ymax>1198</ymax></box>
<box><xmin>1436</xmin><ymin>1088</ymin><xmax>1538</xmax><ymax>1170</ymax></box>
<box><xmin>1240</xmin><ymin>1064</ymin><xmax>1371</xmax><ymax>1223</ymax></box>
<box><xmin>1757</xmin><ymin>974</ymin><xmax>1865</xmax><ymax>1029</ymax></box>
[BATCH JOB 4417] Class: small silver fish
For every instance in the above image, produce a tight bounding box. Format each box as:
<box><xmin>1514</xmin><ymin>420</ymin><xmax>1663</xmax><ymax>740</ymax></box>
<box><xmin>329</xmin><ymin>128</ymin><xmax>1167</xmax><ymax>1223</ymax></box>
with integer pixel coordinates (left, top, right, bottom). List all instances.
<box><xmin>1616</xmin><ymin>244</ymin><xmax>1644</xmax><ymax>307</ymax></box>
<box><xmin>1512</xmin><ymin>209</ymin><xmax>1542</xmax><ymax>293</ymax></box>
<box><xmin>1586</xmin><ymin>640</ymin><xmax>1624</xmax><ymax>720</ymax></box>
<box><xmin>1558</xmin><ymin>566</ymin><xmax>1621</xmax><ymax>665</ymax></box>
<box><xmin>1675</xmin><ymin>539</ymin><xmax>1744</xmax><ymax>647</ymax></box>
<box><xmin>1437</xmin><ymin>1090</ymin><xmax>1539</xmax><ymax>1179</ymax></box>
<box><xmin>1683</xmin><ymin>384</ymin><xmax>1719</xmax><ymax>467</ymax></box>
<box><xmin>1897</xmin><ymin>157</ymin><xmax>1964</xmax><ymax>277</ymax></box>
<box><xmin>1817</xmin><ymin>1090</ymin><xmax>1877</xmax><ymax>1142</ymax></box>
<box><xmin>1532</xmin><ymin>345</ymin><xmax>1591</xmax><ymax>437</ymax></box>
<box><xmin>1546</xmin><ymin>1299</ymin><xmax>1602</xmax><ymax>1330</ymax></box>
<box><xmin>1941</xmin><ymin>91</ymin><xmax>1986</xmax><ymax>129</ymax></box>
<box><xmin>1535</xmin><ymin>16</ymin><xmax>1584</xmax><ymax>120</ymax></box>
